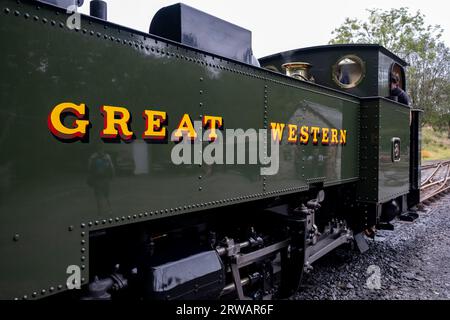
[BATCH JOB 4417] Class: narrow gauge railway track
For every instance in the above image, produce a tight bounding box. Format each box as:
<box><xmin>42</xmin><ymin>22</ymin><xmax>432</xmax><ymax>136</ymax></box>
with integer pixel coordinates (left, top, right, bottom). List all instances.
<box><xmin>420</xmin><ymin>160</ymin><xmax>450</xmax><ymax>202</ymax></box>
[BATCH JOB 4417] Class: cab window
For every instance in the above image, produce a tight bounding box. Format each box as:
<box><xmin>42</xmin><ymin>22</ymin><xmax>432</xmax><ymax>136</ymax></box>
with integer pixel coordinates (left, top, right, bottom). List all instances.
<box><xmin>332</xmin><ymin>55</ymin><xmax>365</xmax><ymax>89</ymax></box>
<box><xmin>390</xmin><ymin>63</ymin><xmax>406</xmax><ymax>90</ymax></box>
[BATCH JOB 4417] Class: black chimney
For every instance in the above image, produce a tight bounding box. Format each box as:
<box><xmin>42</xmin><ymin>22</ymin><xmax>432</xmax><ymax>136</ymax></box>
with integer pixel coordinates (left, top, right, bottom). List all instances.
<box><xmin>90</xmin><ymin>0</ymin><xmax>107</xmax><ymax>20</ymax></box>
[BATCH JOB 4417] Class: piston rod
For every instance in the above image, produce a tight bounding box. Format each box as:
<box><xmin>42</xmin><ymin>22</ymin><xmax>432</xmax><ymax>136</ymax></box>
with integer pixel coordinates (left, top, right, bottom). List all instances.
<box><xmin>215</xmin><ymin>241</ymin><xmax>250</xmax><ymax>256</ymax></box>
<box><xmin>220</xmin><ymin>277</ymin><xmax>251</xmax><ymax>296</ymax></box>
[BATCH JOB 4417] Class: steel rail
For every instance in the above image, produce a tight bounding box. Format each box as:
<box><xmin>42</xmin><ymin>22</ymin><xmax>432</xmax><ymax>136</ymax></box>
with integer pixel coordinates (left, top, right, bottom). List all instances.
<box><xmin>421</xmin><ymin>163</ymin><xmax>443</xmax><ymax>186</ymax></box>
<box><xmin>420</xmin><ymin>160</ymin><xmax>450</xmax><ymax>202</ymax></box>
<box><xmin>421</xmin><ymin>160</ymin><xmax>450</xmax><ymax>170</ymax></box>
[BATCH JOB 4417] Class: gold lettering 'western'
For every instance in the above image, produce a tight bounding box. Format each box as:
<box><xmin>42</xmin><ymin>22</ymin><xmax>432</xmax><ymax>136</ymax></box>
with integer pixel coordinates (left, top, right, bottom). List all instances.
<box><xmin>287</xmin><ymin>124</ymin><xmax>297</xmax><ymax>143</ymax></box>
<box><xmin>269</xmin><ymin>124</ymin><xmax>347</xmax><ymax>146</ymax></box>
<box><xmin>331</xmin><ymin>129</ymin><xmax>339</xmax><ymax>144</ymax></box>
<box><xmin>299</xmin><ymin>126</ymin><xmax>309</xmax><ymax>144</ymax></box>
<box><xmin>310</xmin><ymin>127</ymin><xmax>320</xmax><ymax>145</ymax></box>
<box><xmin>340</xmin><ymin>129</ymin><xmax>347</xmax><ymax>145</ymax></box>
<box><xmin>321</xmin><ymin>128</ymin><xmax>329</xmax><ymax>145</ymax></box>
<box><xmin>270</xmin><ymin>122</ymin><xmax>285</xmax><ymax>142</ymax></box>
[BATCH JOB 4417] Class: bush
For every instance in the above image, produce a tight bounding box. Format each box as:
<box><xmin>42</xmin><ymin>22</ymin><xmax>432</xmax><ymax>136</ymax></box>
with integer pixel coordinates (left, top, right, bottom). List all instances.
<box><xmin>422</xmin><ymin>150</ymin><xmax>432</xmax><ymax>158</ymax></box>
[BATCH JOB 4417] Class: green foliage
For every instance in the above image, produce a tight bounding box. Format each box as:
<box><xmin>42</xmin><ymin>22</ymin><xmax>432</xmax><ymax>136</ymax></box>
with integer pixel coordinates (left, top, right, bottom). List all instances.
<box><xmin>329</xmin><ymin>8</ymin><xmax>450</xmax><ymax>127</ymax></box>
<box><xmin>421</xmin><ymin>126</ymin><xmax>450</xmax><ymax>160</ymax></box>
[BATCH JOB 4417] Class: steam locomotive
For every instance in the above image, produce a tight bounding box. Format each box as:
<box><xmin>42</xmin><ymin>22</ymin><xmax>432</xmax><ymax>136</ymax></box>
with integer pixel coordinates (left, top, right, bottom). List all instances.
<box><xmin>0</xmin><ymin>0</ymin><xmax>421</xmax><ymax>300</ymax></box>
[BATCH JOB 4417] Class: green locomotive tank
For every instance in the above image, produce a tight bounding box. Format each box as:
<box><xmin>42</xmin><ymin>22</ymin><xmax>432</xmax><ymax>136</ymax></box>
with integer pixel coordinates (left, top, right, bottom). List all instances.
<box><xmin>0</xmin><ymin>0</ymin><xmax>420</xmax><ymax>300</ymax></box>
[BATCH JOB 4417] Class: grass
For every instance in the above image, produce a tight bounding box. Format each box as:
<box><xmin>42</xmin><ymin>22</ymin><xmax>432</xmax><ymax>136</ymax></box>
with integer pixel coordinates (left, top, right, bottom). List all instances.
<box><xmin>421</xmin><ymin>126</ymin><xmax>450</xmax><ymax>162</ymax></box>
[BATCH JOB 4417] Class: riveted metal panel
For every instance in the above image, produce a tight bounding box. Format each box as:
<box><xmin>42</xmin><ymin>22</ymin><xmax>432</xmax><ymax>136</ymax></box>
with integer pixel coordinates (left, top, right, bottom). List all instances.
<box><xmin>192</xmin><ymin>65</ymin><xmax>266</xmax><ymax>204</ymax></box>
<box><xmin>0</xmin><ymin>0</ymin><xmax>219</xmax><ymax>299</ymax></box>
<box><xmin>357</xmin><ymin>98</ymin><xmax>410</xmax><ymax>204</ymax></box>
<box><xmin>357</xmin><ymin>100</ymin><xmax>380</xmax><ymax>203</ymax></box>
<box><xmin>266</xmin><ymin>82</ymin><xmax>360</xmax><ymax>193</ymax></box>
<box><xmin>378</xmin><ymin>99</ymin><xmax>410</xmax><ymax>202</ymax></box>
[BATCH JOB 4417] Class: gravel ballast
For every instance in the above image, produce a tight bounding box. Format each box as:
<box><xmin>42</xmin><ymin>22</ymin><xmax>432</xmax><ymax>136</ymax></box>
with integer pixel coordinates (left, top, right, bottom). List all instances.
<box><xmin>294</xmin><ymin>193</ymin><xmax>450</xmax><ymax>300</ymax></box>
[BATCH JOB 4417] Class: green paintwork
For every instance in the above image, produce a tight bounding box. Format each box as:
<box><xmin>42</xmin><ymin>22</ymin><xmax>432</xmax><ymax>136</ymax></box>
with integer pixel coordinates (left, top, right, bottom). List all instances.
<box><xmin>357</xmin><ymin>98</ymin><xmax>410</xmax><ymax>204</ymax></box>
<box><xmin>378</xmin><ymin>99</ymin><xmax>410</xmax><ymax>201</ymax></box>
<box><xmin>266</xmin><ymin>84</ymin><xmax>359</xmax><ymax>192</ymax></box>
<box><xmin>0</xmin><ymin>0</ymin><xmax>361</xmax><ymax>299</ymax></box>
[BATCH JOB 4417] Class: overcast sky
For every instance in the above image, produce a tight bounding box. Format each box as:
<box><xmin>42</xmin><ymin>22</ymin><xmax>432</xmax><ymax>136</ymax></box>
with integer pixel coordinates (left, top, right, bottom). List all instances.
<box><xmin>79</xmin><ymin>0</ymin><xmax>449</xmax><ymax>58</ymax></box>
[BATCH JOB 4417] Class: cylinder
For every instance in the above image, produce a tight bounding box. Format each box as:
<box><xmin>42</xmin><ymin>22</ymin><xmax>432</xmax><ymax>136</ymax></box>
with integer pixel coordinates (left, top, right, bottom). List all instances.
<box><xmin>90</xmin><ymin>0</ymin><xmax>107</xmax><ymax>20</ymax></box>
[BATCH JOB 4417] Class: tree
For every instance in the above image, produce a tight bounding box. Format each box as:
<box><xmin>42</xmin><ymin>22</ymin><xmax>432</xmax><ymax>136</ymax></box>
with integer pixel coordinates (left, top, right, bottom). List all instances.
<box><xmin>329</xmin><ymin>8</ymin><xmax>450</xmax><ymax>126</ymax></box>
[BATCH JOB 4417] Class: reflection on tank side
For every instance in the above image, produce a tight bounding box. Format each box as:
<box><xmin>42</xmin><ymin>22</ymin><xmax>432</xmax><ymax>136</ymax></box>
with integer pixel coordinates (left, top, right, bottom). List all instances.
<box><xmin>87</xmin><ymin>145</ymin><xmax>115</xmax><ymax>216</ymax></box>
<box><xmin>278</xmin><ymin>99</ymin><xmax>343</xmax><ymax>182</ymax></box>
<box><xmin>305</xmin><ymin>100</ymin><xmax>343</xmax><ymax>181</ymax></box>
<box><xmin>133</xmin><ymin>141</ymin><xmax>149</xmax><ymax>175</ymax></box>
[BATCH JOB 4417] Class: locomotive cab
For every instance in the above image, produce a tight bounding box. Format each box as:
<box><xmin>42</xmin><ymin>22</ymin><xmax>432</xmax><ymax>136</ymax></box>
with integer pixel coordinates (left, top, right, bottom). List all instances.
<box><xmin>259</xmin><ymin>44</ymin><xmax>409</xmax><ymax>100</ymax></box>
